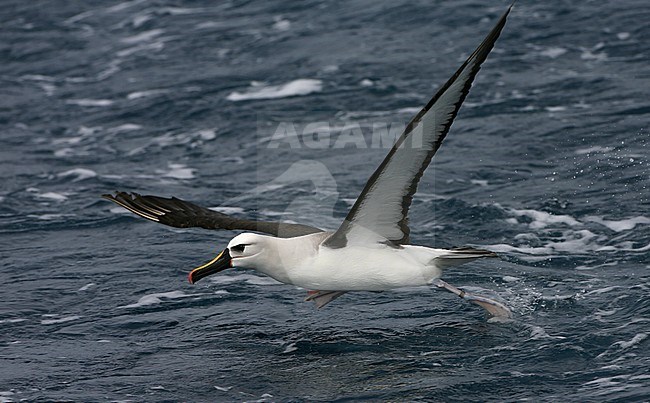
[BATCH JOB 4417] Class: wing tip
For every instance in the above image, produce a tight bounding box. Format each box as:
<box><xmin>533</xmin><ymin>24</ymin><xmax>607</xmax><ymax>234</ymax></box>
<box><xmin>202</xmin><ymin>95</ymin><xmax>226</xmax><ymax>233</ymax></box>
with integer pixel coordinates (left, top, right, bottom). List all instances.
<box><xmin>102</xmin><ymin>190</ymin><xmax>162</xmax><ymax>222</ymax></box>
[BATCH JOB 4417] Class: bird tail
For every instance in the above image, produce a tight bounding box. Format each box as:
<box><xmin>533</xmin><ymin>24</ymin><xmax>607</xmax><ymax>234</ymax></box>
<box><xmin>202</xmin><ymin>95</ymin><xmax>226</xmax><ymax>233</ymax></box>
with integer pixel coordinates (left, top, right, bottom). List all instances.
<box><xmin>432</xmin><ymin>247</ymin><xmax>498</xmax><ymax>268</ymax></box>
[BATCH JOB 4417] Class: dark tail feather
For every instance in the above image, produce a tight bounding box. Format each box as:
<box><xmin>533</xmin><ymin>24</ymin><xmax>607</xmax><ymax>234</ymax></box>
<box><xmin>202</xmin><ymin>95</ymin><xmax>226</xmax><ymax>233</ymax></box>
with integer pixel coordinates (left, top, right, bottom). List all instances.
<box><xmin>433</xmin><ymin>246</ymin><xmax>498</xmax><ymax>268</ymax></box>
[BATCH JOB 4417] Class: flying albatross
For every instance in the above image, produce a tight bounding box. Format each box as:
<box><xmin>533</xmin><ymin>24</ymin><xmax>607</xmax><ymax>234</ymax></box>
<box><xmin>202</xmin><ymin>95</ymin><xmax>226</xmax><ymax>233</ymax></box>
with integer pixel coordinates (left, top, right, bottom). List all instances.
<box><xmin>104</xmin><ymin>5</ymin><xmax>514</xmax><ymax>318</ymax></box>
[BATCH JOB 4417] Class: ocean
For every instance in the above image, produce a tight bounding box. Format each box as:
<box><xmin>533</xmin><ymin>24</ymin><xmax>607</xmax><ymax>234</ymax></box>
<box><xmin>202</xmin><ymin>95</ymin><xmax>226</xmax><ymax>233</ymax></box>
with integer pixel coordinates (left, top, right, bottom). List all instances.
<box><xmin>1</xmin><ymin>0</ymin><xmax>649</xmax><ymax>401</ymax></box>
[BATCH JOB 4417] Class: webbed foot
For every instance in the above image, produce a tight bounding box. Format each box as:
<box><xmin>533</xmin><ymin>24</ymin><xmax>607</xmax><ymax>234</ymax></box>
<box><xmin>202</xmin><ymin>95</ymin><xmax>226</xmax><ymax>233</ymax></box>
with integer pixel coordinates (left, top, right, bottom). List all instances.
<box><xmin>432</xmin><ymin>279</ymin><xmax>512</xmax><ymax>318</ymax></box>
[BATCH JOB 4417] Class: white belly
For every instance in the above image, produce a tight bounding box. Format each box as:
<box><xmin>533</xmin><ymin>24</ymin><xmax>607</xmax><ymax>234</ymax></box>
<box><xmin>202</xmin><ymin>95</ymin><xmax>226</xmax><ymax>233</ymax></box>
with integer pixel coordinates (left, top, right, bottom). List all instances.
<box><xmin>282</xmin><ymin>244</ymin><xmax>444</xmax><ymax>291</ymax></box>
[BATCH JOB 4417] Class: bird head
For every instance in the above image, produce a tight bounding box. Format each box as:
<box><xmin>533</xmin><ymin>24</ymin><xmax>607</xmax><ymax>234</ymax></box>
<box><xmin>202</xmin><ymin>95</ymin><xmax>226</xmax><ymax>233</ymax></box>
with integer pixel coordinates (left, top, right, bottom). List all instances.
<box><xmin>188</xmin><ymin>233</ymin><xmax>270</xmax><ymax>284</ymax></box>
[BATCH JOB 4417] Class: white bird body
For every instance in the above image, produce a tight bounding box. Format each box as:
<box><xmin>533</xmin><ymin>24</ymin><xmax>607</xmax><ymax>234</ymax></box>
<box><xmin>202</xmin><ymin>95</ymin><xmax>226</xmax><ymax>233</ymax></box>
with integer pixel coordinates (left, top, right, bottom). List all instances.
<box><xmin>229</xmin><ymin>233</ymin><xmax>445</xmax><ymax>291</ymax></box>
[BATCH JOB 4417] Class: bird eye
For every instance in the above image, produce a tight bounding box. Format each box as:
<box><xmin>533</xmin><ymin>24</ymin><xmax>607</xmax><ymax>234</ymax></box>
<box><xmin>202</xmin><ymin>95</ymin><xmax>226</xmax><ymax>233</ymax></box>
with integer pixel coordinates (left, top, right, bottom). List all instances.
<box><xmin>231</xmin><ymin>244</ymin><xmax>248</xmax><ymax>253</ymax></box>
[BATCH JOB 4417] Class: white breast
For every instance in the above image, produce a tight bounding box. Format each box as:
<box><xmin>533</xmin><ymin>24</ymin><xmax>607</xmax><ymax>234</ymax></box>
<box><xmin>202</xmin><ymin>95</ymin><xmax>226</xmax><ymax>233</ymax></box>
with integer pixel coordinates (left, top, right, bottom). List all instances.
<box><xmin>282</xmin><ymin>242</ymin><xmax>444</xmax><ymax>291</ymax></box>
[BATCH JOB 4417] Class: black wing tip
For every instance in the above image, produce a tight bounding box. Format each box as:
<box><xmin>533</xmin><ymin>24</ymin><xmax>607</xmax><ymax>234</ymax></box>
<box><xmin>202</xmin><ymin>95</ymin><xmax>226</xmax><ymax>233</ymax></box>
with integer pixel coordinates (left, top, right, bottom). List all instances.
<box><xmin>101</xmin><ymin>191</ymin><xmax>118</xmax><ymax>200</ymax></box>
<box><xmin>102</xmin><ymin>191</ymin><xmax>324</xmax><ymax>235</ymax></box>
<box><xmin>103</xmin><ymin>191</ymin><xmax>223</xmax><ymax>228</ymax></box>
<box><xmin>102</xmin><ymin>190</ymin><xmax>140</xmax><ymax>200</ymax></box>
<box><xmin>101</xmin><ymin>190</ymin><xmax>127</xmax><ymax>203</ymax></box>
<box><xmin>102</xmin><ymin>190</ymin><xmax>165</xmax><ymax>222</ymax></box>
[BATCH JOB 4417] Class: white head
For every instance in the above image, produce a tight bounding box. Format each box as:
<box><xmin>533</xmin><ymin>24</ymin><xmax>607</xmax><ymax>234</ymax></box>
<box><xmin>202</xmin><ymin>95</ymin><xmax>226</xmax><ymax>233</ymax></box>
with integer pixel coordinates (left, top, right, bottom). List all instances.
<box><xmin>226</xmin><ymin>233</ymin><xmax>274</xmax><ymax>269</ymax></box>
<box><xmin>187</xmin><ymin>233</ymin><xmax>275</xmax><ymax>284</ymax></box>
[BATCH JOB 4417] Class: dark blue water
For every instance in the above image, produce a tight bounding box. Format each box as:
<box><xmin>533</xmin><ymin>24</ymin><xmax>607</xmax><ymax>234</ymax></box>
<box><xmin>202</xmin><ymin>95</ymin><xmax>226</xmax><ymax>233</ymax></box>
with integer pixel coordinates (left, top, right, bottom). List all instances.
<box><xmin>2</xmin><ymin>1</ymin><xmax>649</xmax><ymax>401</ymax></box>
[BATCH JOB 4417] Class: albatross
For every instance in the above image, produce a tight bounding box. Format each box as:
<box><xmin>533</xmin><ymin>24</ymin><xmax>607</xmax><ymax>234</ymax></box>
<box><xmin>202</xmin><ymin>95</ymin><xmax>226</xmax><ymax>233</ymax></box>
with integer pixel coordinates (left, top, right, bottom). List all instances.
<box><xmin>104</xmin><ymin>5</ymin><xmax>514</xmax><ymax>318</ymax></box>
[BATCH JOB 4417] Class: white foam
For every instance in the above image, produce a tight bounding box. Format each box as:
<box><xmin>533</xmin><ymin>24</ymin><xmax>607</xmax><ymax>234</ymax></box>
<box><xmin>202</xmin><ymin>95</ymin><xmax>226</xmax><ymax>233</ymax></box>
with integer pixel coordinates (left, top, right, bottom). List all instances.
<box><xmin>57</xmin><ymin>168</ymin><xmax>97</xmax><ymax>182</ymax></box>
<box><xmin>41</xmin><ymin>315</ymin><xmax>81</xmax><ymax>325</ymax></box>
<box><xmin>545</xmin><ymin>106</ymin><xmax>567</xmax><ymax>112</ymax></box>
<box><xmin>109</xmin><ymin>207</ymin><xmax>131</xmax><ymax>214</ymax></box>
<box><xmin>197</xmin><ymin>129</ymin><xmax>216</xmax><ymax>140</ymax></box>
<box><xmin>508</xmin><ymin>208</ymin><xmax>580</xmax><ymax>229</ymax></box>
<box><xmin>575</xmin><ymin>146</ymin><xmax>614</xmax><ymax>155</ymax></box>
<box><xmin>581</xmin><ymin>48</ymin><xmax>607</xmax><ymax>61</ymax></box>
<box><xmin>502</xmin><ymin>276</ymin><xmax>521</xmax><ymax>282</ymax></box>
<box><xmin>360</xmin><ymin>79</ymin><xmax>374</xmax><ymax>87</ymax></box>
<box><xmin>21</xmin><ymin>74</ymin><xmax>56</xmax><ymax>82</ymax></box>
<box><xmin>272</xmin><ymin>18</ymin><xmax>291</xmax><ymax>31</ymax></box>
<box><xmin>66</xmin><ymin>99</ymin><xmax>114</xmax><ymax>107</ymax></box>
<box><xmin>585</xmin><ymin>216</ymin><xmax>650</xmax><ymax>232</ymax></box>
<box><xmin>219</xmin><ymin>156</ymin><xmax>244</xmax><ymax>164</ymax></box>
<box><xmin>258</xmin><ymin>209</ymin><xmax>290</xmax><ymax>217</ymax></box>
<box><xmin>132</xmin><ymin>14</ymin><xmax>152</xmax><ymax>28</ymax></box>
<box><xmin>54</xmin><ymin>148</ymin><xmax>75</xmax><ymax>157</ymax></box>
<box><xmin>282</xmin><ymin>343</ymin><xmax>298</xmax><ymax>353</ymax></box>
<box><xmin>157</xmin><ymin>6</ymin><xmax>207</xmax><ymax>15</ymax></box>
<box><xmin>528</xmin><ymin>325</ymin><xmax>566</xmax><ymax>340</ymax></box>
<box><xmin>539</xmin><ymin>47</ymin><xmax>567</xmax><ymax>58</ymax></box>
<box><xmin>78</xmin><ymin>283</ymin><xmax>96</xmax><ymax>291</ymax></box>
<box><xmin>117</xmin><ymin>41</ymin><xmax>165</xmax><ymax>57</ymax></box>
<box><xmin>624</xmin><ymin>242</ymin><xmax>650</xmax><ymax>252</ymax></box>
<box><xmin>118</xmin><ymin>291</ymin><xmax>187</xmax><ymax>309</ymax></box>
<box><xmin>40</xmin><ymin>83</ymin><xmax>56</xmax><ymax>96</ymax></box>
<box><xmin>78</xmin><ymin>125</ymin><xmax>103</xmax><ymax>136</ymax></box>
<box><xmin>0</xmin><ymin>318</ymin><xmax>26</xmax><ymax>324</ymax></box>
<box><xmin>470</xmin><ymin>179</ymin><xmax>488</xmax><ymax>187</ymax></box>
<box><xmin>27</xmin><ymin>214</ymin><xmax>73</xmax><ymax>220</ymax></box>
<box><xmin>108</xmin><ymin>123</ymin><xmax>142</xmax><ymax>133</ymax></box>
<box><xmin>583</xmin><ymin>375</ymin><xmax>626</xmax><ymax>387</ymax></box>
<box><xmin>617</xmin><ymin>32</ymin><xmax>630</xmax><ymax>40</ymax></box>
<box><xmin>397</xmin><ymin>107</ymin><xmax>421</xmax><ymax>114</ymax></box>
<box><xmin>162</xmin><ymin>163</ymin><xmax>195</xmax><ymax>179</ymax></box>
<box><xmin>613</xmin><ymin>333</ymin><xmax>647</xmax><ymax>350</ymax></box>
<box><xmin>36</xmin><ymin>192</ymin><xmax>68</xmax><ymax>202</ymax></box>
<box><xmin>322</xmin><ymin>64</ymin><xmax>339</xmax><ymax>73</ymax></box>
<box><xmin>584</xmin><ymin>286</ymin><xmax>621</xmax><ymax>296</ymax></box>
<box><xmin>121</xmin><ymin>29</ymin><xmax>164</xmax><ymax>44</ymax></box>
<box><xmin>106</xmin><ymin>0</ymin><xmax>147</xmax><ymax>13</ymax></box>
<box><xmin>497</xmin><ymin>204</ymin><xmax>650</xmax><ymax>258</ymax></box>
<box><xmin>128</xmin><ymin>128</ymin><xmax>215</xmax><ymax>154</ymax></box>
<box><xmin>488</xmin><ymin>229</ymin><xmax>601</xmax><ymax>258</ymax></box>
<box><xmin>581</xmin><ymin>373</ymin><xmax>650</xmax><ymax>397</ymax></box>
<box><xmin>127</xmin><ymin>89</ymin><xmax>169</xmax><ymax>100</ymax></box>
<box><xmin>52</xmin><ymin>136</ymin><xmax>83</xmax><ymax>145</ymax></box>
<box><xmin>0</xmin><ymin>391</ymin><xmax>15</xmax><ymax>403</ymax></box>
<box><xmin>208</xmin><ymin>273</ymin><xmax>281</xmax><ymax>286</ymax></box>
<box><xmin>227</xmin><ymin>79</ymin><xmax>322</xmax><ymax>101</ymax></box>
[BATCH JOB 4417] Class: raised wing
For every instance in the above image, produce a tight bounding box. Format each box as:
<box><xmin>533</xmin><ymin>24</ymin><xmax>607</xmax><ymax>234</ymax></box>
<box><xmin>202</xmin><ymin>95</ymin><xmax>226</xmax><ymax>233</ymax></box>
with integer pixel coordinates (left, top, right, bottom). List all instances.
<box><xmin>103</xmin><ymin>191</ymin><xmax>324</xmax><ymax>238</ymax></box>
<box><xmin>324</xmin><ymin>5</ymin><xmax>512</xmax><ymax>248</ymax></box>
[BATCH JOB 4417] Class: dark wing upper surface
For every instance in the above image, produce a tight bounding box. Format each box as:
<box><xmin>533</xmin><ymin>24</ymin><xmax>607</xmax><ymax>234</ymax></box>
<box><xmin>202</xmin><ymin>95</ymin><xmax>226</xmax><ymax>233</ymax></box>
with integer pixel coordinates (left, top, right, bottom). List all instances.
<box><xmin>103</xmin><ymin>192</ymin><xmax>324</xmax><ymax>238</ymax></box>
<box><xmin>324</xmin><ymin>5</ymin><xmax>513</xmax><ymax>248</ymax></box>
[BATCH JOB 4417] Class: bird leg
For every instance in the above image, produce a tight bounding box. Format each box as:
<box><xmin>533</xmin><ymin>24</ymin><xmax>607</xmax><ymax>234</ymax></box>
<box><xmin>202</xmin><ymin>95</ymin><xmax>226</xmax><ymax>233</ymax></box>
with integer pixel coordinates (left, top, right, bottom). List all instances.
<box><xmin>305</xmin><ymin>290</ymin><xmax>347</xmax><ymax>309</ymax></box>
<box><xmin>432</xmin><ymin>279</ymin><xmax>512</xmax><ymax>318</ymax></box>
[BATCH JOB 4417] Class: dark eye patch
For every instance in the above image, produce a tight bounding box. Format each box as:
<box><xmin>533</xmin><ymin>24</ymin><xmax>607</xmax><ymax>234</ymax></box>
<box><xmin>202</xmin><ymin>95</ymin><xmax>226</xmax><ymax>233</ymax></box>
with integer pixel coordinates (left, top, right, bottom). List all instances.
<box><xmin>230</xmin><ymin>244</ymin><xmax>249</xmax><ymax>253</ymax></box>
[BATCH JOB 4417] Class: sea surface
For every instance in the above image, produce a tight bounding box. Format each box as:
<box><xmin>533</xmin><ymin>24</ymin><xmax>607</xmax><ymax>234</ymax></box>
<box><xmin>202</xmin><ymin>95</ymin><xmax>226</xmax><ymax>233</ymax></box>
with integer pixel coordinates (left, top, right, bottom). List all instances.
<box><xmin>1</xmin><ymin>0</ymin><xmax>649</xmax><ymax>401</ymax></box>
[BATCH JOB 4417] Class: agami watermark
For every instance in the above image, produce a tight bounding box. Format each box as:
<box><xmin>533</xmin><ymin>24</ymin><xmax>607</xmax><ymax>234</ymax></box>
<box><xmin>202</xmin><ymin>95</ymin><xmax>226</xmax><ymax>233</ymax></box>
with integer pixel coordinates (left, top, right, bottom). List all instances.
<box><xmin>264</xmin><ymin>120</ymin><xmax>425</xmax><ymax>149</ymax></box>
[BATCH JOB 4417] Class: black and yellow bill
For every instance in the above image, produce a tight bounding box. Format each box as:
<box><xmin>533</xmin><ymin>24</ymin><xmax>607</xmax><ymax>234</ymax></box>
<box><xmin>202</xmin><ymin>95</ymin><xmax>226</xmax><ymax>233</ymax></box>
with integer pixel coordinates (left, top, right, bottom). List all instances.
<box><xmin>188</xmin><ymin>248</ymin><xmax>232</xmax><ymax>284</ymax></box>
